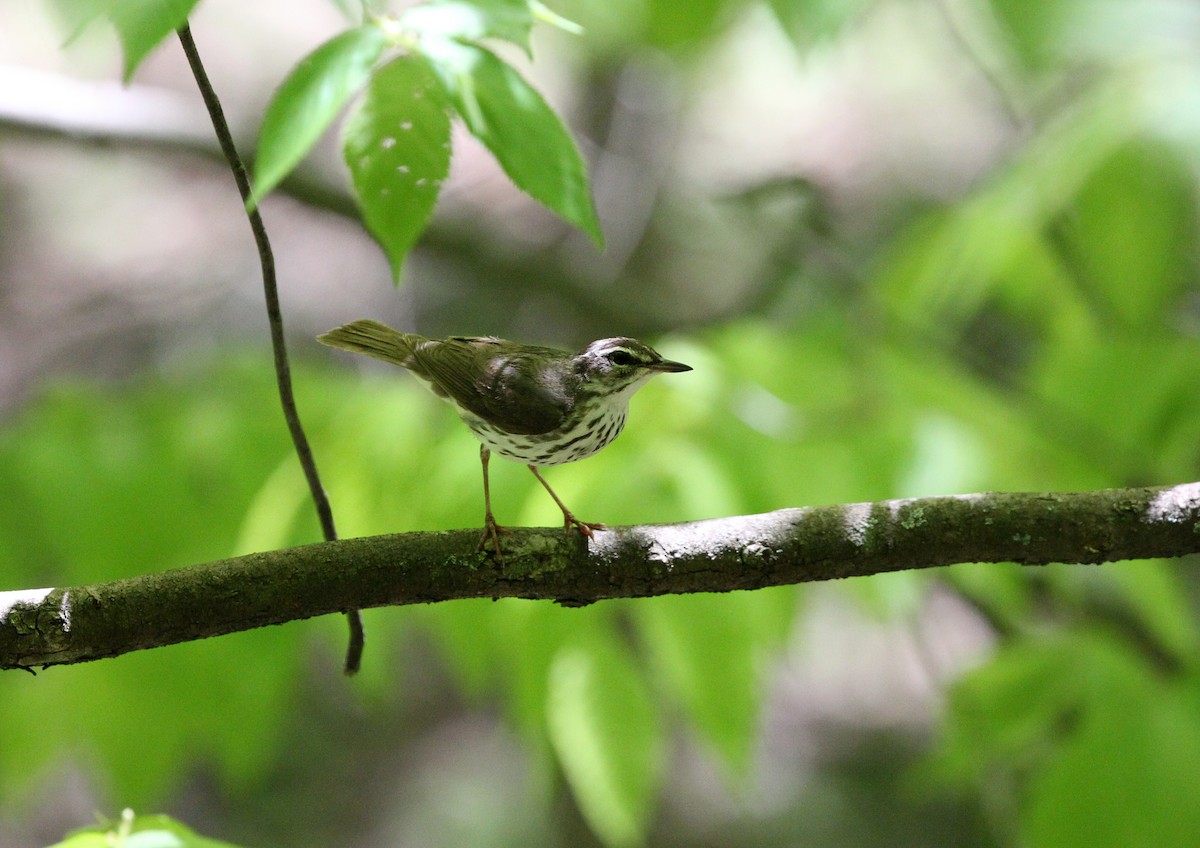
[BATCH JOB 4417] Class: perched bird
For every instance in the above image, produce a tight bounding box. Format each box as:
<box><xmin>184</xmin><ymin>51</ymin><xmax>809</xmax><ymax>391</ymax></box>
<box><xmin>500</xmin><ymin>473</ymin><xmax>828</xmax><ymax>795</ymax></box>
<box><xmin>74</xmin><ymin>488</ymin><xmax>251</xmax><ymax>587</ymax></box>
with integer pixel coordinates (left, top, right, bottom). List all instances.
<box><xmin>318</xmin><ymin>319</ymin><xmax>691</xmax><ymax>556</ymax></box>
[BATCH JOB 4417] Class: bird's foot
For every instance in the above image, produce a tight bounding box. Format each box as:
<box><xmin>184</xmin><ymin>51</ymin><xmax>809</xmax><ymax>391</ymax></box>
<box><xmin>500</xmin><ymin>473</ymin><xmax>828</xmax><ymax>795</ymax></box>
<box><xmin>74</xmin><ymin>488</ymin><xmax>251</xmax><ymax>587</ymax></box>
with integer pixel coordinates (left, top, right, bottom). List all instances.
<box><xmin>563</xmin><ymin>513</ymin><xmax>606</xmax><ymax>540</ymax></box>
<box><xmin>479</xmin><ymin>512</ymin><xmax>511</xmax><ymax>562</ymax></box>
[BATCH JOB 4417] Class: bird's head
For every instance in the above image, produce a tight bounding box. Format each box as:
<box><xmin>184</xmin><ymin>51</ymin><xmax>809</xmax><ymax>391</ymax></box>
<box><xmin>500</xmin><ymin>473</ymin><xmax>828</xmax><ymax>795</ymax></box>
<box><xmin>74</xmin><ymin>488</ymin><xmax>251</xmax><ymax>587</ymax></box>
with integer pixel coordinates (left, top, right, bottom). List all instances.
<box><xmin>575</xmin><ymin>338</ymin><xmax>692</xmax><ymax>397</ymax></box>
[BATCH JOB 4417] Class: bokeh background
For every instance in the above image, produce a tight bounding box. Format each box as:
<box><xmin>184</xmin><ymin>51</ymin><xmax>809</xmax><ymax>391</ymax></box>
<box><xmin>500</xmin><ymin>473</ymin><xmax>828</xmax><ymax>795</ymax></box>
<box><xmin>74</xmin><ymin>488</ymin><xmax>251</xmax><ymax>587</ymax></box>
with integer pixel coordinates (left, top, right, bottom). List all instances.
<box><xmin>4</xmin><ymin>0</ymin><xmax>1200</xmax><ymax>846</ymax></box>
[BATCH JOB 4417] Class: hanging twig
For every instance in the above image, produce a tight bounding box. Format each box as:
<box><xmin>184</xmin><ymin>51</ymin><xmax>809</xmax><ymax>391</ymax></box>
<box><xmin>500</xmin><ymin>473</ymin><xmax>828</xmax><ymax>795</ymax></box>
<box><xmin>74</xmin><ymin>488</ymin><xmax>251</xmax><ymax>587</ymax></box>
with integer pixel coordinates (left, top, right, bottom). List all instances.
<box><xmin>175</xmin><ymin>23</ymin><xmax>364</xmax><ymax>674</ymax></box>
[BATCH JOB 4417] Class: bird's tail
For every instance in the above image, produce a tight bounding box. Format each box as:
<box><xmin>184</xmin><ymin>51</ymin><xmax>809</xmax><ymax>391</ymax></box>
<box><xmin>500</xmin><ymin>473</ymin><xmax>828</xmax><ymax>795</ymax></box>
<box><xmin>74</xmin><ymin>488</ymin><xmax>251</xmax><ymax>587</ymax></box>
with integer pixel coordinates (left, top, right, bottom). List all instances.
<box><xmin>317</xmin><ymin>319</ymin><xmax>417</xmax><ymax>368</ymax></box>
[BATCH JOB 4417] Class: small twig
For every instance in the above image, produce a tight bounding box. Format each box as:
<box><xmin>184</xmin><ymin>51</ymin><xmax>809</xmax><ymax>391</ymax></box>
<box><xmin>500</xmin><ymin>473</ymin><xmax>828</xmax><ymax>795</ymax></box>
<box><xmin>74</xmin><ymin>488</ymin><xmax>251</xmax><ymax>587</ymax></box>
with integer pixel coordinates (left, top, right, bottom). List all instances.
<box><xmin>175</xmin><ymin>23</ymin><xmax>364</xmax><ymax>674</ymax></box>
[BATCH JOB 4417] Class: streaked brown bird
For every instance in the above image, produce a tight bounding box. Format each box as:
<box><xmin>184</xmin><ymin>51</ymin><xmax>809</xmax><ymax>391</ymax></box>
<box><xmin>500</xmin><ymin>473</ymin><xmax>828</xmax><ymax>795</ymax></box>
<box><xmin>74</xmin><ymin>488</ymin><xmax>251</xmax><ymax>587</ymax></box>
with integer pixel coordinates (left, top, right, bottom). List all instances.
<box><xmin>318</xmin><ymin>319</ymin><xmax>691</xmax><ymax>555</ymax></box>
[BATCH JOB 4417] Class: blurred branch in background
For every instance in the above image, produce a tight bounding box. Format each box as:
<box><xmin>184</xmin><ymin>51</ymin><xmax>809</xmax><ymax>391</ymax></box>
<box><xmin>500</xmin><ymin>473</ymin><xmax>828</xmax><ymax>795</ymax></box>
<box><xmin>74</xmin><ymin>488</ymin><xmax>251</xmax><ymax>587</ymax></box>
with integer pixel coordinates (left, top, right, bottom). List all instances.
<box><xmin>0</xmin><ymin>62</ymin><xmax>357</xmax><ymax>219</ymax></box>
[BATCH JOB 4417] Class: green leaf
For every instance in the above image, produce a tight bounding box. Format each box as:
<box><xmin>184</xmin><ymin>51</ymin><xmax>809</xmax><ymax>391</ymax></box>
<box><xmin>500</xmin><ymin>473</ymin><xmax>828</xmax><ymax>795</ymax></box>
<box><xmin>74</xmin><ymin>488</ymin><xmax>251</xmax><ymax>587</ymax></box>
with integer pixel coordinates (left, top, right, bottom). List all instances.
<box><xmin>250</xmin><ymin>25</ymin><xmax>389</xmax><ymax>208</ymax></box>
<box><xmin>107</xmin><ymin>0</ymin><xmax>201</xmax><ymax>81</ymax></box>
<box><xmin>489</xmin><ymin>602</ymin><xmax>601</xmax><ymax>738</ymax></box>
<box><xmin>399</xmin><ymin>0</ymin><xmax>535</xmax><ymax>53</ymax></box>
<box><xmin>49</xmin><ymin>812</ymin><xmax>243</xmax><ymax>848</ymax></box>
<box><xmin>547</xmin><ymin>640</ymin><xmax>664</xmax><ymax>848</ymax></box>
<box><xmin>0</xmin><ymin>362</ymin><xmax>311</xmax><ymax>809</ymax></box>
<box><xmin>764</xmin><ymin>0</ymin><xmax>872</xmax><ymax>45</ymax></box>
<box><xmin>925</xmin><ymin>629</ymin><xmax>1200</xmax><ymax>847</ymax></box>
<box><xmin>46</xmin><ymin>836</ymin><xmax>110</xmax><ymax>848</ymax></box>
<box><xmin>1023</xmin><ymin>637</ymin><xmax>1200</xmax><ymax>848</ymax></box>
<box><xmin>1068</xmin><ymin>142</ymin><xmax>1194</xmax><ymax>328</ymax></box>
<box><xmin>1100</xmin><ymin>560</ymin><xmax>1200</xmax><ymax>662</ymax></box>
<box><xmin>636</xmin><ymin>591</ymin><xmax>793</xmax><ymax>777</ymax></box>
<box><xmin>424</xmin><ymin>40</ymin><xmax>603</xmax><ymax>245</ymax></box>
<box><xmin>342</xmin><ymin>56</ymin><xmax>452</xmax><ymax>280</ymax></box>
<box><xmin>124</xmin><ymin>830</ymin><xmax>184</xmax><ymax>848</ymax></box>
<box><xmin>530</xmin><ymin>1</ymin><xmax>584</xmax><ymax>35</ymax></box>
<box><xmin>988</xmin><ymin>0</ymin><xmax>1070</xmax><ymax>70</ymax></box>
<box><xmin>876</xmin><ymin>81</ymin><xmax>1136</xmax><ymax>330</ymax></box>
<box><xmin>921</xmin><ymin>637</ymin><xmax>1077</xmax><ymax>787</ymax></box>
<box><xmin>49</xmin><ymin>0</ymin><xmax>111</xmax><ymax>43</ymax></box>
<box><xmin>643</xmin><ymin>0</ymin><xmax>728</xmax><ymax>48</ymax></box>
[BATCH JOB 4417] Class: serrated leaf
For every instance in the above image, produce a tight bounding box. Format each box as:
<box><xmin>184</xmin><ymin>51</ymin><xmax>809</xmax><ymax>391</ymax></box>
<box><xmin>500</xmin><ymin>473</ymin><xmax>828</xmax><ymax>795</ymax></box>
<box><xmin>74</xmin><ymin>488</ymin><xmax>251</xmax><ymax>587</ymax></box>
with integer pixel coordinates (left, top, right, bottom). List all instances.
<box><xmin>108</xmin><ymin>0</ymin><xmax>201</xmax><ymax>82</ymax></box>
<box><xmin>547</xmin><ymin>641</ymin><xmax>664</xmax><ymax>848</ymax></box>
<box><xmin>400</xmin><ymin>0</ymin><xmax>534</xmax><ymax>53</ymax></box>
<box><xmin>424</xmin><ymin>40</ymin><xmax>603</xmax><ymax>245</ymax></box>
<box><xmin>342</xmin><ymin>56</ymin><xmax>451</xmax><ymax>280</ymax></box>
<box><xmin>250</xmin><ymin>25</ymin><xmax>389</xmax><ymax>208</ymax></box>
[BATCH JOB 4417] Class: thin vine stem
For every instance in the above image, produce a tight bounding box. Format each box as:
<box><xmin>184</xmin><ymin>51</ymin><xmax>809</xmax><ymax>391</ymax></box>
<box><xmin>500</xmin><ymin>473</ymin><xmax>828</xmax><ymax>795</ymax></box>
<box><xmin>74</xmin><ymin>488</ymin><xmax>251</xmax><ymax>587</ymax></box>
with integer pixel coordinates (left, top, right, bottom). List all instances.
<box><xmin>175</xmin><ymin>23</ymin><xmax>364</xmax><ymax>674</ymax></box>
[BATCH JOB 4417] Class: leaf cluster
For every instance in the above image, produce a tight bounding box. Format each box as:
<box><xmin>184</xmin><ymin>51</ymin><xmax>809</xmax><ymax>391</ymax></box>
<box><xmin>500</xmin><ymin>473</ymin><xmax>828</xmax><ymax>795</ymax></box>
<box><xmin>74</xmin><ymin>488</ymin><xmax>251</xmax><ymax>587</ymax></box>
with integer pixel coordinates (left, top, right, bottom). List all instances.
<box><xmin>55</xmin><ymin>0</ymin><xmax>601</xmax><ymax>280</ymax></box>
<box><xmin>252</xmin><ymin>0</ymin><xmax>602</xmax><ymax>277</ymax></box>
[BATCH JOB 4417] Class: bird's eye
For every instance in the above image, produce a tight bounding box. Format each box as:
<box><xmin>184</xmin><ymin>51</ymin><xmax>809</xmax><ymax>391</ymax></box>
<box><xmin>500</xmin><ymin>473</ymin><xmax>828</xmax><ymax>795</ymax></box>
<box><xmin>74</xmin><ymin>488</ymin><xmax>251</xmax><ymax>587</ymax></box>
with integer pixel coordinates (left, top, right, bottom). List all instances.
<box><xmin>607</xmin><ymin>350</ymin><xmax>637</xmax><ymax>366</ymax></box>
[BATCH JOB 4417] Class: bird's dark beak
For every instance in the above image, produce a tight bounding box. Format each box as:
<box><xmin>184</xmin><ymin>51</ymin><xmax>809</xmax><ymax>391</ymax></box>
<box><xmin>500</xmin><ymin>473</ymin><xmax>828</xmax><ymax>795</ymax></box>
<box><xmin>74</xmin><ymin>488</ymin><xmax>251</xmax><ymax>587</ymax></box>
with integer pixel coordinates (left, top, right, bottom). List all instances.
<box><xmin>654</xmin><ymin>358</ymin><xmax>692</xmax><ymax>373</ymax></box>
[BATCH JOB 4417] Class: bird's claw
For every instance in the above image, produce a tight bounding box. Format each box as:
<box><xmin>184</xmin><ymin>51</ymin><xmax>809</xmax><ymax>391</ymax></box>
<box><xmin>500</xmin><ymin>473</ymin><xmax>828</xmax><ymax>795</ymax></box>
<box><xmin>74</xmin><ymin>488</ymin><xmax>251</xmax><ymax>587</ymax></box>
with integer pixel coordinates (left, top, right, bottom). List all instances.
<box><xmin>564</xmin><ymin>514</ymin><xmax>605</xmax><ymax>540</ymax></box>
<box><xmin>479</xmin><ymin>512</ymin><xmax>511</xmax><ymax>562</ymax></box>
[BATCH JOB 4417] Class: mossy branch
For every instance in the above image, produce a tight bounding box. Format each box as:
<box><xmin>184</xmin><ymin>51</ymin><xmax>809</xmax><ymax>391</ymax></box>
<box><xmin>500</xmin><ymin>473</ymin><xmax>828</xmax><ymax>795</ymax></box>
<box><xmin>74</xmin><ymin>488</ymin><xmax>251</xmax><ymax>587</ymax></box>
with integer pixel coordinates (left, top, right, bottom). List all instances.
<box><xmin>4</xmin><ymin>483</ymin><xmax>1200</xmax><ymax>671</ymax></box>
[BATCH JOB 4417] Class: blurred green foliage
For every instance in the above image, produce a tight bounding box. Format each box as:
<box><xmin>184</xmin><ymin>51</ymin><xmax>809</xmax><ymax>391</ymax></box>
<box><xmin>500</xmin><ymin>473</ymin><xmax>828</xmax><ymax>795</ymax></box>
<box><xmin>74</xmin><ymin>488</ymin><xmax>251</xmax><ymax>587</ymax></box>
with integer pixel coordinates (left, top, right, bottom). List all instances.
<box><xmin>9</xmin><ymin>0</ymin><xmax>1200</xmax><ymax>846</ymax></box>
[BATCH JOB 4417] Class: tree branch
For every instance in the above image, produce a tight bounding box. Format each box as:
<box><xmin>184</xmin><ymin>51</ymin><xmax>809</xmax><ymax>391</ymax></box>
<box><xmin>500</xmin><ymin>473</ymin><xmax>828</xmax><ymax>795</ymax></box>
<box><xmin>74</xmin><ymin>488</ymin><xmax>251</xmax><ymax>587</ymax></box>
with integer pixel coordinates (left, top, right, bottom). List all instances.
<box><xmin>3</xmin><ymin>483</ymin><xmax>1199</xmax><ymax>671</ymax></box>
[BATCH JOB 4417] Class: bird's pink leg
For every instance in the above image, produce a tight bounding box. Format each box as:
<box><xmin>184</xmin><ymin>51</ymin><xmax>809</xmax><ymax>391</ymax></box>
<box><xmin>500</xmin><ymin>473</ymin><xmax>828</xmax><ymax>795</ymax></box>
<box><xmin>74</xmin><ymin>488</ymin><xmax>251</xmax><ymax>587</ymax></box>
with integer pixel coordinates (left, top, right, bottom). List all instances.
<box><xmin>478</xmin><ymin>446</ymin><xmax>510</xmax><ymax>559</ymax></box>
<box><xmin>528</xmin><ymin>466</ymin><xmax>605</xmax><ymax>539</ymax></box>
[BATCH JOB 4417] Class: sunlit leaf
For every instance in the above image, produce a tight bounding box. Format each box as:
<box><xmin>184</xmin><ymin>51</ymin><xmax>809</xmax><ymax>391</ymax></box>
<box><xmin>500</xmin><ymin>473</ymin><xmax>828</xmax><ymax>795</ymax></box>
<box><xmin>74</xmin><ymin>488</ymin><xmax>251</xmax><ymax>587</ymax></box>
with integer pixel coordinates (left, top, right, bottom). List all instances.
<box><xmin>48</xmin><ymin>0</ymin><xmax>110</xmax><ymax>43</ymax></box>
<box><xmin>250</xmin><ymin>25</ymin><xmax>389</xmax><ymax>207</ymax></box>
<box><xmin>1023</xmin><ymin>636</ymin><xmax>1200</xmax><ymax>848</ymax></box>
<box><xmin>0</xmin><ymin>362</ymin><xmax>313</xmax><ymax>808</ymax></box>
<box><xmin>877</xmin><ymin>80</ymin><xmax>1137</xmax><ymax>330</ymax></box>
<box><xmin>636</xmin><ymin>590</ymin><xmax>794</xmax><ymax>777</ymax></box>
<box><xmin>423</xmin><ymin>40</ymin><xmax>603</xmax><ymax>245</ymax></box>
<box><xmin>107</xmin><ymin>0</ymin><xmax>201</xmax><ymax>81</ymax></box>
<box><xmin>1068</xmin><ymin>142</ymin><xmax>1194</xmax><ymax>328</ymax></box>
<box><xmin>989</xmin><ymin>0</ymin><xmax>1066</xmax><ymax>70</ymax></box>
<box><xmin>400</xmin><ymin>0</ymin><xmax>534</xmax><ymax>53</ymax></box>
<box><xmin>1086</xmin><ymin>559</ymin><xmax>1200</xmax><ymax>664</ymax></box>
<box><xmin>46</xmin><ymin>835</ymin><xmax>109</xmax><ymax>848</ymax></box>
<box><xmin>547</xmin><ymin>640</ymin><xmax>664</xmax><ymax>847</ymax></box>
<box><xmin>49</xmin><ymin>812</ymin><xmax>242</xmax><ymax>848</ymax></box>
<box><xmin>764</xmin><ymin>0</ymin><xmax>872</xmax><ymax>44</ymax></box>
<box><xmin>925</xmin><ymin>625</ymin><xmax>1200</xmax><ymax>848</ymax></box>
<box><xmin>921</xmin><ymin>637</ymin><xmax>1078</xmax><ymax>787</ymax></box>
<box><xmin>643</xmin><ymin>0</ymin><xmax>727</xmax><ymax>47</ymax></box>
<box><xmin>342</xmin><ymin>55</ymin><xmax>452</xmax><ymax>280</ymax></box>
<box><xmin>1030</xmin><ymin>335</ymin><xmax>1200</xmax><ymax>480</ymax></box>
<box><xmin>487</xmin><ymin>603</ymin><xmax>587</xmax><ymax>738</ymax></box>
<box><xmin>530</xmin><ymin>1</ymin><xmax>584</xmax><ymax>35</ymax></box>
